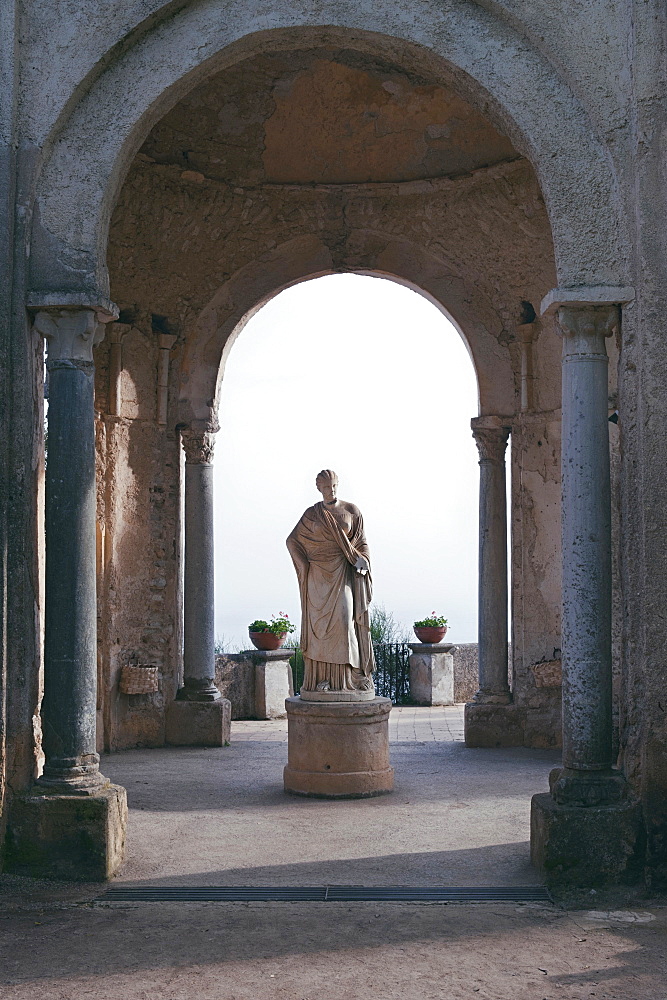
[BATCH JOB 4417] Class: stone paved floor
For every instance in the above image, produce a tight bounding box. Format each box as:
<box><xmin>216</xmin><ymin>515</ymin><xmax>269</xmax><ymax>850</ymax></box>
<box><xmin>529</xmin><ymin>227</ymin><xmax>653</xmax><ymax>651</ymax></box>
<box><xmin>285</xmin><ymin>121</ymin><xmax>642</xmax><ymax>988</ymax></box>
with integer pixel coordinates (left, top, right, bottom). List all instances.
<box><xmin>230</xmin><ymin>703</ymin><xmax>466</xmax><ymax>746</ymax></box>
<box><xmin>102</xmin><ymin>704</ymin><xmax>556</xmax><ymax>888</ymax></box>
<box><xmin>2</xmin><ymin>706</ymin><xmax>666</xmax><ymax>999</ymax></box>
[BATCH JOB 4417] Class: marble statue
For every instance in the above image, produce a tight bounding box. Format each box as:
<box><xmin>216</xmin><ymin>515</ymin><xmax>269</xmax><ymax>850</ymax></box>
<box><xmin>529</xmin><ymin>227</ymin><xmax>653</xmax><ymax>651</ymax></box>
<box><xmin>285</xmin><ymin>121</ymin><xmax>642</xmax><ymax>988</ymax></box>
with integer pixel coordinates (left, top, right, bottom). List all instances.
<box><xmin>287</xmin><ymin>470</ymin><xmax>376</xmax><ymax>700</ymax></box>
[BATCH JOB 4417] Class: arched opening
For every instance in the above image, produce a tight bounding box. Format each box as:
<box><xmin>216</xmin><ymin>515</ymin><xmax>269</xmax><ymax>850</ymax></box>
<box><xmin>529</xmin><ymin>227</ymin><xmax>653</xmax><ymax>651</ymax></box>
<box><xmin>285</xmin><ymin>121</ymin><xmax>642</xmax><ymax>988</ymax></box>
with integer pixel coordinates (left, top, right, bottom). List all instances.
<box><xmin>94</xmin><ymin>38</ymin><xmax>562</xmax><ymax>764</ymax></box>
<box><xmin>212</xmin><ymin>272</ymin><xmax>480</xmax><ymax>651</ymax></box>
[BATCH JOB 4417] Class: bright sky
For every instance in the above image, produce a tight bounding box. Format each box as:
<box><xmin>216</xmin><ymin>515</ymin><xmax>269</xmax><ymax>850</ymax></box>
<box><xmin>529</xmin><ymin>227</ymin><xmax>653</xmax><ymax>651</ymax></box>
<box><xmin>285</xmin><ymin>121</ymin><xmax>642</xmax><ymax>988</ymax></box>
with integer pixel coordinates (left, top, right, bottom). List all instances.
<box><xmin>213</xmin><ymin>273</ymin><xmax>480</xmax><ymax>651</ymax></box>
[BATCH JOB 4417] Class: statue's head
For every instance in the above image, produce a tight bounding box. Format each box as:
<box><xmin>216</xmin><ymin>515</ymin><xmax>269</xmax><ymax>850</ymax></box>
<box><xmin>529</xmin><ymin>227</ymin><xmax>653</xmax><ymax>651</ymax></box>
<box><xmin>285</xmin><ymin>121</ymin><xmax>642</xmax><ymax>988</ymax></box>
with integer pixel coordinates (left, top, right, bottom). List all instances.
<box><xmin>316</xmin><ymin>469</ymin><xmax>338</xmax><ymax>501</ymax></box>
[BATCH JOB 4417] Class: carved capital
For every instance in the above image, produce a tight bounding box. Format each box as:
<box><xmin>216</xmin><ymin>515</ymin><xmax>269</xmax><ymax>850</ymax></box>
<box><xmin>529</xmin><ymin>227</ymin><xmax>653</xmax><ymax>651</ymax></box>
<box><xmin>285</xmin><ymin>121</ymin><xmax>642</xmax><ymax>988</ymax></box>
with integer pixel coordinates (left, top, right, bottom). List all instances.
<box><xmin>517</xmin><ymin>321</ymin><xmax>536</xmax><ymax>345</ymax></box>
<box><xmin>34</xmin><ymin>308</ymin><xmax>107</xmax><ymax>366</ymax></box>
<box><xmin>471</xmin><ymin>417</ymin><xmax>511</xmax><ymax>465</ymax></box>
<box><xmin>158</xmin><ymin>333</ymin><xmax>177</xmax><ymax>351</ymax></box>
<box><xmin>182</xmin><ymin>427</ymin><xmax>217</xmax><ymax>465</ymax></box>
<box><xmin>557</xmin><ymin>305</ymin><xmax>619</xmax><ymax>359</ymax></box>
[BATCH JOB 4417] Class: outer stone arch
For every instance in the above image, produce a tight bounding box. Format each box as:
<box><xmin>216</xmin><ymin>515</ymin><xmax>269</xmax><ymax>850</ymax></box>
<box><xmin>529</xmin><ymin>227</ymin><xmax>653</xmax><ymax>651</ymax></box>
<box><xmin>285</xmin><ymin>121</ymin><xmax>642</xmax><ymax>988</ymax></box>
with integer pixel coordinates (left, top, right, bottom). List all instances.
<box><xmin>177</xmin><ymin>232</ymin><xmax>514</xmax><ymax>429</ymax></box>
<box><xmin>29</xmin><ymin>2</ymin><xmax>628</xmax><ymax>301</ymax></box>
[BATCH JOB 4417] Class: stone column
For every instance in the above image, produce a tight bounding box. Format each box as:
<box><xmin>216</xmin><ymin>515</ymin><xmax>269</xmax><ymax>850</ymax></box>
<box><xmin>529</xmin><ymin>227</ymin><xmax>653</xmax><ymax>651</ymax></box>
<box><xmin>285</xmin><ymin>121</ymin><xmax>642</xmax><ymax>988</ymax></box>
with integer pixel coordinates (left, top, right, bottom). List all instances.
<box><xmin>465</xmin><ymin>417</ymin><xmax>524</xmax><ymax>747</ymax></box>
<box><xmin>7</xmin><ymin>300</ymin><xmax>128</xmax><ymax>881</ymax></box>
<box><xmin>559</xmin><ymin>305</ymin><xmax>614</xmax><ymax>774</ymax></box>
<box><xmin>166</xmin><ymin>425</ymin><xmax>231</xmax><ymax>745</ymax></box>
<box><xmin>531</xmin><ymin>287</ymin><xmax>641</xmax><ymax>887</ymax></box>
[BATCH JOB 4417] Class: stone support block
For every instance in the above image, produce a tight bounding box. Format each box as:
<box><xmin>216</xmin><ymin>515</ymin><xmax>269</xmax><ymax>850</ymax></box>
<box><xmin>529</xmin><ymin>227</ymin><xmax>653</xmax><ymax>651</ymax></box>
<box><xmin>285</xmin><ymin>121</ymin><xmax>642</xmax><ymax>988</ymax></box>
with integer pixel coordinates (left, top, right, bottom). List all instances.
<box><xmin>464</xmin><ymin>702</ymin><xmax>525</xmax><ymax>747</ymax></box>
<box><xmin>6</xmin><ymin>785</ymin><xmax>127</xmax><ymax>881</ymax></box>
<box><xmin>252</xmin><ymin>649</ymin><xmax>294</xmax><ymax>719</ymax></box>
<box><xmin>409</xmin><ymin>643</ymin><xmax>455</xmax><ymax>705</ymax></box>
<box><xmin>284</xmin><ymin>696</ymin><xmax>393</xmax><ymax>798</ymax></box>
<box><xmin>531</xmin><ymin>792</ymin><xmax>644</xmax><ymax>887</ymax></box>
<box><xmin>165</xmin><ymin>698</ymin><xmax>231</xmax><ymax>746</ymax></box>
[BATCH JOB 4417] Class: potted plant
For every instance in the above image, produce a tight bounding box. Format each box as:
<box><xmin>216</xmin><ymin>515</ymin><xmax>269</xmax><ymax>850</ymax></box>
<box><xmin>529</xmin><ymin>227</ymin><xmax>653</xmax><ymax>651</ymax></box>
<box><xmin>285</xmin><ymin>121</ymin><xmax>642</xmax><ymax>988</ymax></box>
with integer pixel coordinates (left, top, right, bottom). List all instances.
<box><xmin>248</xmin><ymin>613</ymin><xmax>296</xmax><ymax>651</ymax></box>
<box><xmin>413</xmin><ymin>613</ymin><xmax>448</xmax><ymax>644</ymax></box>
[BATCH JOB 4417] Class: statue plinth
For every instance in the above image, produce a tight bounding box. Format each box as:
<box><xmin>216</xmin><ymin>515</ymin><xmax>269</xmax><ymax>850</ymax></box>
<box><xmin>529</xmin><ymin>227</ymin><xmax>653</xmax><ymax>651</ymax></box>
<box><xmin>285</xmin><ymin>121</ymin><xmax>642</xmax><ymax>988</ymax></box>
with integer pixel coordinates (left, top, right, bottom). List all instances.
<box><xmin>298</xmin><ymin>687</ymin><xmax>376</xmax><ymax>702</ymax></box>
<box><xmin>284</xmin><ymin>695</ymin><xmax>394</xmax><ymax>798</ymax></box>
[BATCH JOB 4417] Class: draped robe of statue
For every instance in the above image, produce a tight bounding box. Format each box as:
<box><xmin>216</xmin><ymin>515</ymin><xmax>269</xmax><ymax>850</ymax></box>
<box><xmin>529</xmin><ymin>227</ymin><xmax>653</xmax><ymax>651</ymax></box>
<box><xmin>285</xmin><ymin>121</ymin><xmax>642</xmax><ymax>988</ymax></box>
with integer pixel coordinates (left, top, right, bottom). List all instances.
<box><xmin>287</xmin><ymin>501</ymin><xmax>375</xmax><ymax>693</ymax></box>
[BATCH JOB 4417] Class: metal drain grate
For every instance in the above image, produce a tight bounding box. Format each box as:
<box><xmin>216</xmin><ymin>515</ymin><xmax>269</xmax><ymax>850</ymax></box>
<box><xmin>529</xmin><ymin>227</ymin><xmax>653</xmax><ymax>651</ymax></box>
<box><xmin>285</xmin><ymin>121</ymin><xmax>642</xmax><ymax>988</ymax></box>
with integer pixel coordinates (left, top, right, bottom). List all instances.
<box><xmin>97</xmin><ymin>885</ymin><xmax>551</xmax><ymax>903</ymax></box>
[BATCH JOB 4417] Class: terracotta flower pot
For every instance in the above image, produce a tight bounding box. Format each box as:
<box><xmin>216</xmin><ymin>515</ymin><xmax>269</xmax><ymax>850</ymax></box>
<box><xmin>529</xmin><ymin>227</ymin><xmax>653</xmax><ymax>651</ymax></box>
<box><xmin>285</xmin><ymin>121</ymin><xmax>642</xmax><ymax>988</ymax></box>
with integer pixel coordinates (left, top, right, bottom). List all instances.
<box><xmin>413</xmin><ymin>625</ymin><xmax>447</xmax><ymax>644</ymax></box>
<box><xmin>249</xmin><ymin>631</ymin><xmax>286</xmax><ymax>651</ymax></box>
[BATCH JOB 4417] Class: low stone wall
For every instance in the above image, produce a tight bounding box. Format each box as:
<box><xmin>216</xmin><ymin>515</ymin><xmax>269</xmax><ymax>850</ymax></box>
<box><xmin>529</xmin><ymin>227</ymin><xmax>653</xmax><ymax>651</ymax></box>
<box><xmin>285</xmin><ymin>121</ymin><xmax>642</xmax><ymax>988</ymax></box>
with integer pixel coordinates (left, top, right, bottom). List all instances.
<box><xmin>217</xmin><ymin>645</ymin><xmax>508</xmax><ymax>715</ymax></box>
<box><xmin>215</xmin><ymin>653</ymin><xmax>255</xmax><ymax>719</ymax></box>
<box><xmin>451</xmin><ymin>644</ymin><xmax>479</xmax><ymax>703</ymax></box>
<box><xmin>450</xmin><ymin>644</ymin><xmax>512</xmax><ymax>703</ymax></box>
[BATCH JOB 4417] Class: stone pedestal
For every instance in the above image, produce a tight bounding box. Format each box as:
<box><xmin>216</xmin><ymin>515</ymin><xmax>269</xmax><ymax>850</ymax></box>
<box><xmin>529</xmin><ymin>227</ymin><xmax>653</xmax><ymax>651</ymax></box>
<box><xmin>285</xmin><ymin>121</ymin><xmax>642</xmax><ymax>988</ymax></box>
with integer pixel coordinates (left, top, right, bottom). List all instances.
<box><xmin>252</xmin><ymin>649</ymin><xmax>294</xmax><ymax>719</ymax></box>
<box><xmin>464</xmin><ymin>703</ymin><xmax>525</xmax><ymax>747</ymax></box>
<box><xmin>284</xmin><ymin>696</ymin><xmax>393</xmax><ymax>798</ymax></box>
<box><xmin>6</xmin><ymin>784</ymin><xmax>127</xmax><ymax>881</ymax></box>
<box><xmin>409</xmin><ymin>643</ymin><xmax>455</xmax><ymax>705</ymax></box>
<box><xmin>165</xmin><ymin>697</ymin><xmax>231</xmax><ymax>746</ymax></box>
<box><xmin>531</xmin><ymin>790</ymin><xmax>643</xmax><ymax>887</ymax></box>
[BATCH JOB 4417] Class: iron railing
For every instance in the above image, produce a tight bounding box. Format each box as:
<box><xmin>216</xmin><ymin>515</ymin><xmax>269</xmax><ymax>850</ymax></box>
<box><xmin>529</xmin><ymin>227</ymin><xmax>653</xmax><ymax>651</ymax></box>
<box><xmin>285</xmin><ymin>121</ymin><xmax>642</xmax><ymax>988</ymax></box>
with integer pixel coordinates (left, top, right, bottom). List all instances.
<box><xmin>372</xmin><ymin>642</ymin><xmax>411</xmax><ymax>704</ymax></box>
<box><xmin>290</xmin><ymin>642</ymin><xmax>411</xmax><ymax>704</ymax></box>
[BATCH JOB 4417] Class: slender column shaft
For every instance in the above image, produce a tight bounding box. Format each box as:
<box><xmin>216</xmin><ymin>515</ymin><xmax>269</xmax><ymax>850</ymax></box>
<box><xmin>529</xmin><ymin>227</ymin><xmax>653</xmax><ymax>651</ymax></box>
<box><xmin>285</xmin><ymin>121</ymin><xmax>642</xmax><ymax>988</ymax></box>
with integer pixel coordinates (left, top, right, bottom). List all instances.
<box><xmin>157</xmin><ymin>333</ymin><xmax>176</xmax><ymax>426</ymax></box>
<box><xmin>107</xmin><ymin>327</ymin><xmax>124</xmax><ymax>416</ymax></box>
<box><xmin>558</xmin><ymin>305</ymin><xmax>616</xmax><ymax>772</ymax></box>
<box><xmin>33</xmin><ymin>308</ymin><xmax>110</xmax><ymax>790</ymax></box>
<box><xmin>181</xmin><ymin>428</ymin><xmax>220</xmax><ymax>701</ymax></box>
<box><xmin>471</xmin><ymin>417</ymin><xmax>511</xmax><ymax>704</ymax></box>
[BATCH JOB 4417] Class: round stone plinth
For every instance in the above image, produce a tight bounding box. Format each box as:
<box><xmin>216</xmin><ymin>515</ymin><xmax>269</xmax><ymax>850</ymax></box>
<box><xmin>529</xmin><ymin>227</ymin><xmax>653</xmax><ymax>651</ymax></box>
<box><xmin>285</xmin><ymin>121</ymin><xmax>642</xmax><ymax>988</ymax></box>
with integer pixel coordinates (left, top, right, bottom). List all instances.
<box><xmin>299</xmin><ymin>687</ymin><xmax>376</xmax><ymax>702</ymax></box>
<box><xmin>284</xmin><ymin>696</ymin><xmax>394</xmax><ymax>799</ymax></box>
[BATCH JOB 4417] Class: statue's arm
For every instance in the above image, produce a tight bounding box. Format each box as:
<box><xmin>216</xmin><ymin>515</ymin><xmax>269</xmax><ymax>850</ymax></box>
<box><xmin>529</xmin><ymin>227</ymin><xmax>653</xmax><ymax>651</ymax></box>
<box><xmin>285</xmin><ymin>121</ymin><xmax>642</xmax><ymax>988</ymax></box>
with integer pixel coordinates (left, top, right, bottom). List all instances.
<box><xmin>286</xmin><ymin>526</ymin><xmax>309</xmax><ymax>581</ymax></box>
<box><xmin>346</xmin><ymin>505</ymin><xmax>371</xmax><ymax>574</ymax></box>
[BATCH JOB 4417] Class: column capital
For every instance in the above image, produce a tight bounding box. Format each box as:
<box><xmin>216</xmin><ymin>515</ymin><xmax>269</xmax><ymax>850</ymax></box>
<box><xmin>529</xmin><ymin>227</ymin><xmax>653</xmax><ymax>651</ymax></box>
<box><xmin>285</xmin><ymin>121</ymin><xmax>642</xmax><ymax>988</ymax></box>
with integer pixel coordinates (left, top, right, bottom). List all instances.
<box><xmin>107</xmin><ymin>322</ymin><xmax>133</xmax><ymax>346</ymax></box>
<box><xmin>471</xmin><ymin>416</ymin><xmax>511</xmax><ymax>464</ymax></box>
<box><xmin>158</xmin><ymin>333</ymin><xmax>178</xmax><ymax>351</ymax></box>
<box><xmin>27</xmin><ymin>290</ymin><xmax>119</xmax><ymax>322</ymax></box>
<box><xmin>556</xmin><ymin>304</ymin><xmax>619</xmax><ymax>359</ymax></box>
<box><xmin>33</xmin><ymin>307</ymin><xmax>115</xmax><ymax>366</ymax></box>
<box><xmin>540</xmin><ymin>285</ymin><xmax>634</xmax><ymax>316</ymax></box>
<box><xmin>181</xmin><ymin>424</ymin><xmax>218</xmax><ymax>465</ymax></box>
<box><xmin>517</xmin><ymin>320</ymin><xmax>537</xmax><ymax>344</ymax></box>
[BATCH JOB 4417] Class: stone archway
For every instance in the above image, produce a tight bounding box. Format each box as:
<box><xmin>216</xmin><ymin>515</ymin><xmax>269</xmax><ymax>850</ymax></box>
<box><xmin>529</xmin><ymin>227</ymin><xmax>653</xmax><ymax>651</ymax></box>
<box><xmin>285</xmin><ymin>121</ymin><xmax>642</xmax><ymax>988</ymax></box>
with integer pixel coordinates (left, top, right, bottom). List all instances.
<box><xmin>15</xmin><ymin>13</ymin><xmax>642</xmax><ymax>885</ymax></box>
<box><xmin>28</xmin><ymin>8</ymin><xmax>629</xmax><ymax>301</ymax></box>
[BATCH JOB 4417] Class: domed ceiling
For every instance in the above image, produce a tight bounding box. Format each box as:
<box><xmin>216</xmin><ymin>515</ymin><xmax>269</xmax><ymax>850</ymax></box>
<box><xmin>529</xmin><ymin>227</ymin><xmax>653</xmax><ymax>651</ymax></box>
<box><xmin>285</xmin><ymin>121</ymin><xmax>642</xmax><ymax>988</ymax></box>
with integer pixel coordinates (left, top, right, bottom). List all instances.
<box><xmin>140</xmin><ymin>49</ymin><xmax>520</xmax><ymax>186</ymax></box>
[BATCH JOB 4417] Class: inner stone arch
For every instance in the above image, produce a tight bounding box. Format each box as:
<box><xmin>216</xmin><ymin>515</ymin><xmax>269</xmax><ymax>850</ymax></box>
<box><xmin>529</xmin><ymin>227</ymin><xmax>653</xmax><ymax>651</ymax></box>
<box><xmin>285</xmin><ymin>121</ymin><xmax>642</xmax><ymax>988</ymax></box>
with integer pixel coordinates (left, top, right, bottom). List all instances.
<box><xmin>92</xmin><ymin>41</ymin><xmax>563</xmax><ymax>756</ymax></box>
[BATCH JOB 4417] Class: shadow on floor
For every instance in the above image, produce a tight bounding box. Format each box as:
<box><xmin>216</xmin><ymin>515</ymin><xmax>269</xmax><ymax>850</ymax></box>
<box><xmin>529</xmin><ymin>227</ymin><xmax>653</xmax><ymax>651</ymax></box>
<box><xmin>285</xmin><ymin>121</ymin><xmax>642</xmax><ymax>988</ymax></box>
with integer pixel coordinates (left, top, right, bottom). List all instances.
<box><xmin>112</xmin><ymin>841</ymin><xmax>537</xmax><ymax>887</ymax></box>
<box><xmin>0</xmin><ymin>892</ymin><xmax>664</xmax><ymax>997</ymax></box>
<box><xmin>101</xmin><ymin>740</ymin><xmax>561</xmax><ymax>812</ymax></box>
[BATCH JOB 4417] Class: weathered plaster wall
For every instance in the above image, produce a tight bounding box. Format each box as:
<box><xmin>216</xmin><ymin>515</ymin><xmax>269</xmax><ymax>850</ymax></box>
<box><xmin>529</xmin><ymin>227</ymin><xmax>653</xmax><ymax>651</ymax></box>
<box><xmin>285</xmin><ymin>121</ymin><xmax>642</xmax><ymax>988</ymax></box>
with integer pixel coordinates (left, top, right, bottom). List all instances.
<box><xmin>216</xmin><ymin>654</ymin><xmax>255</xmax><ymax>719</ymax></box>
<box><xmin>94</xmin><ymin>327</ymin><xmax>182</xmax><ymax>750</ymax></box>
<box><xmin>511</xmin><ymin>411</ymin><xmax>562</xmax><ymax>748</ymax></box>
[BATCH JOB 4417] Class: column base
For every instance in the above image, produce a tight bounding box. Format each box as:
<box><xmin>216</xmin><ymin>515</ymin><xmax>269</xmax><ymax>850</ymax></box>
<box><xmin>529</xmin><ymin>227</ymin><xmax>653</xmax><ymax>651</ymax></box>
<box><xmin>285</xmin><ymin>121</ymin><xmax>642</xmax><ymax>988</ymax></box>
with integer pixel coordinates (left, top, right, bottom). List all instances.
<box><xmin>464</xmin><ymin>702</ymin><xmax>525</xmax><ymax>747</ymax></box>
<box><xmin>6</xmin><ymin>783</ymin><xmax>127</xmax><ymax>881</ymax></box>
<box><xmin>284</xmin><ymin>696</ymin><xmax>394</xmax><ymax>798</ymax></box>
<box><xmin>165</xmin><ymin>697</ymin><xmax>231</xmax><ymax>746</ymax></box>
<box><xmin>531</xmin><ymin>791</ymin><xmax>644</xmax><ymax>887</ymax></box>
